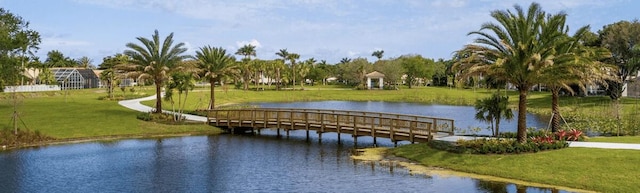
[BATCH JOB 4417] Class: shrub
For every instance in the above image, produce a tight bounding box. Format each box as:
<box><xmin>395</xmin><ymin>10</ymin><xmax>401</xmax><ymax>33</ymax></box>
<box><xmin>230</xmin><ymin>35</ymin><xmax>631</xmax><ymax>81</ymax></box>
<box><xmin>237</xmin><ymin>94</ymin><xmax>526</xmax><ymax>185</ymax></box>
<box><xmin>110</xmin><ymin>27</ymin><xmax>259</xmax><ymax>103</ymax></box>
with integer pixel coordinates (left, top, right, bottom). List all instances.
<box><xmin>432</xmin><ymin>137</ymin><xmax>569</xmax><ymax>154</ymax></box>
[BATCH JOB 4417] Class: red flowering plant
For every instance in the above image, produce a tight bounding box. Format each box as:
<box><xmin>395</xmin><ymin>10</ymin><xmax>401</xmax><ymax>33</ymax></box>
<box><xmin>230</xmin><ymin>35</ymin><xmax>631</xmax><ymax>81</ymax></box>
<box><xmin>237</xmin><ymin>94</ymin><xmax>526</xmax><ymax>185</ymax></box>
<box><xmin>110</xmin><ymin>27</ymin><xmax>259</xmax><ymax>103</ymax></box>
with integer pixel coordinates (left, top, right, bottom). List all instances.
<box><xmin>567</xmin><ymin>129</ymin><xmax>583</xmax><ymax>141</ymax></box>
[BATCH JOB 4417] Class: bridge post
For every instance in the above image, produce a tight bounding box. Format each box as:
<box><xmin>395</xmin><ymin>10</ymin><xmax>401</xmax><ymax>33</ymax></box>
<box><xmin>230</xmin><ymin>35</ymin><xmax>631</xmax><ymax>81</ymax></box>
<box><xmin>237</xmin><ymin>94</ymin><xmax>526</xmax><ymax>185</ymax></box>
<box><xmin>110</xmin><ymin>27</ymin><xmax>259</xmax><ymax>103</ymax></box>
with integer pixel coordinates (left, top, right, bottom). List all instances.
<box><xmin>337</xmin><ymin>114</ymin><xmax>341</xmax><ymax>144</ymax></box>
<box><xmin>305</xmin><ymin>112</ymin><xmax>310</xmax><ymax>141</ymax></box>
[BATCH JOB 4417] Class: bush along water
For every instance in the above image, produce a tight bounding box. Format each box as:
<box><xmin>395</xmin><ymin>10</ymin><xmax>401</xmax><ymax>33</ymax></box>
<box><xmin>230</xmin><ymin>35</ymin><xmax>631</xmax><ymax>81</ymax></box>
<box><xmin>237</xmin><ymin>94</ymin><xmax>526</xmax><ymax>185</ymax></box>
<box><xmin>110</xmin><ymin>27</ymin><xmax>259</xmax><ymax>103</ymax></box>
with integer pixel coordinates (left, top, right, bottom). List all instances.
<box><xmin>432</xmin><ymin>129</ymin><xmax>580</xmax><ymax>154</ymax></box>
<box><xmin>0</xmin><ymin>128</ymin><xmax>55</xmax><ymax>148</ymax></box>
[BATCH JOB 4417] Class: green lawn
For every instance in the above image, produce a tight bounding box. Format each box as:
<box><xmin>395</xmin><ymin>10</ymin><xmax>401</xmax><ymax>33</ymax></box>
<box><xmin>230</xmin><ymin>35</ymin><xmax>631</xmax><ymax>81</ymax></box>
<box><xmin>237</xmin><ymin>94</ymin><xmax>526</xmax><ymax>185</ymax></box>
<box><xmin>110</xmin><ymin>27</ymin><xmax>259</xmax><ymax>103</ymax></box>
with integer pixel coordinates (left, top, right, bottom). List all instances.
<box><xmin>0</xmin><ymin>88</ymin><xmax>221</xmax><ymax>140</ymax></box>
<box><xmin>393</xmin><ymin>144</ymin><xmax>640</xmax><ymax>193</ymax></box>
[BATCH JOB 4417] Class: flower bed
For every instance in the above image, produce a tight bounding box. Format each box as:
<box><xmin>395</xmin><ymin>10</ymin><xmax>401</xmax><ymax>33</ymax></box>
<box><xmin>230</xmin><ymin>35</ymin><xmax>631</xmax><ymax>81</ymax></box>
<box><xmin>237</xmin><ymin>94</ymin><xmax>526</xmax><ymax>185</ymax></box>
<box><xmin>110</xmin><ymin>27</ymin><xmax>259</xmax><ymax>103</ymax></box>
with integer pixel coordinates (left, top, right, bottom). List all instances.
<box><xmin>431</xmin><ymin>129</ymin><xmax>583</xmax><ymax>154</ymax></box>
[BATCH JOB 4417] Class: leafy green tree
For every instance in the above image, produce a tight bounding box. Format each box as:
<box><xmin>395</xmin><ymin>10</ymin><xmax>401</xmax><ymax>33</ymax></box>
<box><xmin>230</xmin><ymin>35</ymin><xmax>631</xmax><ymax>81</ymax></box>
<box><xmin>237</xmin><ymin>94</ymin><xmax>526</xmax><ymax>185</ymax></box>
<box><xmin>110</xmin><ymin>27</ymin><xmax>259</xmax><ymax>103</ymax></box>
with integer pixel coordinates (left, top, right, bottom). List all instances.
<box><xmin>374</xmin><ymin>59</ymin><xmax>404</xmax><ymax>89</ymax></box>
<box><xmin>399</xmin><ymin>55</ymin><xmax>433</xmax><ymax>88</ymax></box>
<box><xmin>474</xmin><ymin>92</ymin><xmax>513</xmax><ymax>136</ymax></box>
<box><xmin>195</xmin><ymin>46</ymin><xmax>237</xmax><ymax>109</ymax></box>
<box><xmin>598</xmin><ymin>20</ymin><xmax>640</xmax><ymax>100</ymax></box>
<box><xmin>371</xmin><ymin>50</ymin><xmax>384</xmax><ymax>60</ymax></box>
<box><xmin>124</xmin><ymin>30</ymin><xmax>188</xmax><ymax>113</ymax></box>
<box><xmin>0</xmin><ymin>8</ymin><xmax>41</xmax><ymax>91</ymax></box>
<box><xmin>235</xmin><ymin>44</ymin><xmax>256</xmax><ymax>90</ymax></box>
<box><xmin>339</xmin><ymin>58</ymin><xmax>371</xmax><ymax>88</ymax></box>
<box><xmin>457</xmin><ymin>2</ymin><xmax>577</xmax><ymax>142</ymax></box>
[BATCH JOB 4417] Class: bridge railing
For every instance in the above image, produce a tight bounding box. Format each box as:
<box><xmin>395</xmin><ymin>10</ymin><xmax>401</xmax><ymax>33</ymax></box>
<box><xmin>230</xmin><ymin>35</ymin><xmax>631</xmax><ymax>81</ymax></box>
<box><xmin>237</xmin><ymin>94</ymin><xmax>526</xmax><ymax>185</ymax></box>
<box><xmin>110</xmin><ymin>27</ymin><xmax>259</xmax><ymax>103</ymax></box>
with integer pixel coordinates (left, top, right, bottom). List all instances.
<box><xmin>207</xmin><ymin>108</ymin><xmax>455</xmax><ymax>136</ymax></box>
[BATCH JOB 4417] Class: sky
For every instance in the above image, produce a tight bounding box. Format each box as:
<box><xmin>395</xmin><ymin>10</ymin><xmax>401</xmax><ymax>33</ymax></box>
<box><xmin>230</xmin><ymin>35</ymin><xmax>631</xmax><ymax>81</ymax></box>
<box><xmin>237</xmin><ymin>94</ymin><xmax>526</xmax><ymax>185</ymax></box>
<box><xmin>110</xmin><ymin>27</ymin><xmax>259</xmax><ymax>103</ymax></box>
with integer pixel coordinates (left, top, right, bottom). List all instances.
<box><xmin>1</xmin><ymin>0</ymin><xmax>638</xmax><ymax>65</ymax></box>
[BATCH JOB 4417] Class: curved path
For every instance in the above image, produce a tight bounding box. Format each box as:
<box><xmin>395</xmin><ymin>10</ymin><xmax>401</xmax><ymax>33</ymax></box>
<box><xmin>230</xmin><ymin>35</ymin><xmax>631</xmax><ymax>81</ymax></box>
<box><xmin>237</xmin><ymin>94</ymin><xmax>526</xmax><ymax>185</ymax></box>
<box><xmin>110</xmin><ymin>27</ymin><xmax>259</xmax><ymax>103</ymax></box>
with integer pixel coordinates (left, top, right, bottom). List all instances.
<box><xmin>119</xmin><ymin>94</ymin><xmax>640</xmax><ymax>150</ymax></box>
<box><xmin>118</xmin><ymin>94</ymin><xmax>207</xmax><ymax>122</ymax></box>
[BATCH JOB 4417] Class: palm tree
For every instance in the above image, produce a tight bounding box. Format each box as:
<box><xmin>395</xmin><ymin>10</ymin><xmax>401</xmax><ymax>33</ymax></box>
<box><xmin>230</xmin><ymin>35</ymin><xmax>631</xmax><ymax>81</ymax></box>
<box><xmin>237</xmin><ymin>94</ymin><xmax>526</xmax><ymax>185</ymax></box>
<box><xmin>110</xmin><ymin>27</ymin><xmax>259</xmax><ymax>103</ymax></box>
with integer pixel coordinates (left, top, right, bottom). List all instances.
<box><xmin>124</xmin><ymin>30</ymin><xmax>188</xmax><ymax>114</ymax></box>
<box><xmin>538</xmin><ymin>33</ymin><xmax>616</xmax><ymax>132</ymax></box>
<box><xmin>275</xmin><ymin>49</ymin><xmax>289</xmax><ymax>90</ymax></box>
<box><xmin>235</xmin><ymin>44</ymin><xmax>256</xmax><ymax>90</ymax></box>
<box><xmin>288</xmin><ymin>52</ymin><xmax>300</xmax><ymax>90</ymax></box>
<box><xmin>372</xmin><ymin>50</ymin><xmax>384</xmax><ymax>60</ymax></box>
<box><xmin>474</xmin><ymin>92</ymin><xmax>514</xmax><ymax>136</ymax></box>
<box><xmin>195</xmin><ymin>46</ymin><xmax>237</xmax><ymax>110</ymax></box>
<box><xmin>77</xmin><ymin>56</ymin><xmax>93</xmax><ymax>69</ymax></box>
<box><xmin>457</xmin><ymin>3</ymin><xmax>573</xmax><ymax>142</ymax></box>
<box><xmin>340</xmin><ymin>57</ymin><xmax>351</xmax><ymax>64</ymax></box>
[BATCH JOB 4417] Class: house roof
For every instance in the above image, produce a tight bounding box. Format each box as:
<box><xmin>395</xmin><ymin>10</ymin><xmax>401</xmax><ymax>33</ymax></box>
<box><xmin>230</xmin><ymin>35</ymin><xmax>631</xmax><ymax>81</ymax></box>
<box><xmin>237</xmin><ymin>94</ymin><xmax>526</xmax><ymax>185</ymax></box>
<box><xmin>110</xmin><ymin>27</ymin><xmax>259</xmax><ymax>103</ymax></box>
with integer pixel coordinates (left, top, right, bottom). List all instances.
<box><xmin>365</xmin><ymin>71</ymin><xmax>385</xmax><ymax>78</ymax></box>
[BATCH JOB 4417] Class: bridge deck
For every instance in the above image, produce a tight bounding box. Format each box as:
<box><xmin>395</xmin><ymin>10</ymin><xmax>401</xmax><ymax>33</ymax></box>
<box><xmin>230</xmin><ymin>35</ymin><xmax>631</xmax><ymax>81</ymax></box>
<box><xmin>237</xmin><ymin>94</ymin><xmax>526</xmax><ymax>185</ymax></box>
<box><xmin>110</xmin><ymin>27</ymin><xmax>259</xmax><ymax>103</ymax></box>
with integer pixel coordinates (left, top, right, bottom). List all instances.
<box><xmin>207</xmin><ymin>108</ymin><xmax>455</xmax><ymax>145</ymax></box>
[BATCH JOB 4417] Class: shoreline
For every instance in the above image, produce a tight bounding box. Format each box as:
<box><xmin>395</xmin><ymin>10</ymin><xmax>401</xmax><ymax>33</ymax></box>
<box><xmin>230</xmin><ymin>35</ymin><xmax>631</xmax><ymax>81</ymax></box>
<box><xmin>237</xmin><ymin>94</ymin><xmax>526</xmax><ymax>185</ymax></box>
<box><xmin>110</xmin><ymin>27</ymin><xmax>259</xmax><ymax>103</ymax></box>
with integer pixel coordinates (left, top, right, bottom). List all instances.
<box><xmin>351</xmin><ymin>147</ymin><xmax>595</xmax><ymax>193</ymax></box>
<box><xmin>1</xmin><ymin>130</ymin><xmax>222</xmax><ymax>152</ymax></box>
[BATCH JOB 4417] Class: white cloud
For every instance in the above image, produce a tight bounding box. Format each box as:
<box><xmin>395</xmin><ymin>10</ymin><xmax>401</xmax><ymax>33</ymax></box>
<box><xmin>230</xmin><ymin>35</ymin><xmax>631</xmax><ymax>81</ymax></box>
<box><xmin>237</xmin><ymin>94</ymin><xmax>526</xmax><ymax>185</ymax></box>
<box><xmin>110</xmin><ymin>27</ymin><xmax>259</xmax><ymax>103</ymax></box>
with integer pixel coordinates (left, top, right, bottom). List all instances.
<box><xmin>236</xmin><ymin>39</ymin><xmax>262</xmax><ymax>49</ymax></box>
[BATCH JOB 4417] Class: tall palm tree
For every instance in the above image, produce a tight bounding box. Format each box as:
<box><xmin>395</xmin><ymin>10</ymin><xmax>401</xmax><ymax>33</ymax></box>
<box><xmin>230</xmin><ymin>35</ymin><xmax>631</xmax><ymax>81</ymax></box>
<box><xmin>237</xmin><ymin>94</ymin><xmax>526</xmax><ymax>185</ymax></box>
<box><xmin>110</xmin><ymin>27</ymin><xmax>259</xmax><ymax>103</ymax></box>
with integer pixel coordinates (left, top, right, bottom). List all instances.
<box><xmin>195</xmin><ymin>46</ymin><xmax>237</xmax><ymax>110</ymax></box>
<box><xmin>288</xmin><ymin>52</ymin><xmax>300</xmax><ymax>90</ymax></box>
<box><xmin>275</xmin><ymin>49</ymin><xmax>289</xmax><ymax>90</ymax></box>
<box><xmin>457</xmin><ymin>3</ymin><xmax>572</xmax><ymax>142</ymax></box>
<box><xmin>538</xmin><ymin>33</ymin><xmax>616</xmax><ymax>132</ymax></box>
<box><xmin>124</xmin><ymin>30</ymin><xmax>188</xmax><ymax>114</ymax></box>
<box><xmin>235</xmin><ymin>44</ymin><xmax>256</xmax><ymax>90</ymax></box>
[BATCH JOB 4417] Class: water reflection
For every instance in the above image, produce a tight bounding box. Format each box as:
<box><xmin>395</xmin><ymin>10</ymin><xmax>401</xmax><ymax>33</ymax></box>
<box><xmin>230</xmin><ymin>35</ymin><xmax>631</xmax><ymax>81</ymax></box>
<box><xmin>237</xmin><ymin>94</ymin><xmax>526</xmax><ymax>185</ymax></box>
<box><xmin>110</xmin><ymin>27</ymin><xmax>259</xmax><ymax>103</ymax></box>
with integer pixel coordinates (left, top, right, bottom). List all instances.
<box><xmin>0</xmin><ymin>131</ymin><xmax>571</xmax><ymax>193</ymax></box>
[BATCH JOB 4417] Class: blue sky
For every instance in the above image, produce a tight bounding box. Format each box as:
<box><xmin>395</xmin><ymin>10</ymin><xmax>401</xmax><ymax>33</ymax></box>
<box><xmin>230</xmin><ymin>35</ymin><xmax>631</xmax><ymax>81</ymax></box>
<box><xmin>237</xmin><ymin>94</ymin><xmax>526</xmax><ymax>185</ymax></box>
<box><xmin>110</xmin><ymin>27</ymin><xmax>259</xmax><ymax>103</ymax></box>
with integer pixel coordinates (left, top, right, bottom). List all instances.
<box><xmin>1</xmin><ymin>0</ymin><xmax>638</xmax><ymax>65</ymax></box>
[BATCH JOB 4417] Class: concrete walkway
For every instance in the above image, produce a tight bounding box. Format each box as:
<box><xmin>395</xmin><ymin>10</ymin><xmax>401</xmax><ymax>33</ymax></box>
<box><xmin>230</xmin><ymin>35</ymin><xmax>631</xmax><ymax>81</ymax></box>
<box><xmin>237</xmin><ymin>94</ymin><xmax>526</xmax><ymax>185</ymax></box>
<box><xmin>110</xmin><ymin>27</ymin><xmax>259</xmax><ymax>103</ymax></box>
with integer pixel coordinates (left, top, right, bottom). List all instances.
<box><xmin>118</xmin><ymin>94</ymin><xmax>208</xmax><ymax>122</ymax></box>
<box><xmin>119</xmin><ymin>95</ymin><xmax>640</xmax><ymax>150</ymax></box>
<box><xmin>435</xmin><ymin>135</ymin><xmax>640</xmax><ymax>150</ymax></box>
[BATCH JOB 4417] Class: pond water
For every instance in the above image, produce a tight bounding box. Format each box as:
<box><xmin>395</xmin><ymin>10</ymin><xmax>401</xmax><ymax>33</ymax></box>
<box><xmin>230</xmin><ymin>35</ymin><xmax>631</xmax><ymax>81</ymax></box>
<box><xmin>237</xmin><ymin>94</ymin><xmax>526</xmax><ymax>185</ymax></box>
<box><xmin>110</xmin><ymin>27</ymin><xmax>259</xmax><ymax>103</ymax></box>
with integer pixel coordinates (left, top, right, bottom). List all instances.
<box><xmin>0</xmin><ymin>131</ymin><xmax>572</xmax><ymax>193</ymax></box>
<box><xmin>0</xmin><ymin>101</ymin><xmax>566</xmax><ymax>192</ymax></box>
<box><xmin>253</xmin><ymin>101</ymin><xmax>548</xmax><ymax>136</ymax></box>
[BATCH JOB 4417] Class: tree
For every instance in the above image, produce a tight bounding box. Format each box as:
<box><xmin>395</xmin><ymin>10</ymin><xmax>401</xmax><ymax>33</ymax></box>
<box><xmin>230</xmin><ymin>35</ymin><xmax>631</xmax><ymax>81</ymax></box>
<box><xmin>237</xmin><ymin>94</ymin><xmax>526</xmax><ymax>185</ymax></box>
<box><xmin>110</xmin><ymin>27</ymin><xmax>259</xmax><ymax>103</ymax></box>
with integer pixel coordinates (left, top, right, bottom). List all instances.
<box><xmin>457</xmin><ymin>2</ymin><xmax>576</xmax><ymax>142</ymax></box>
<box><xmin>124</xmin><ymin>30</ymin><xmax>188</xmax><ymax>114</ymax></box>
<box><xmin>0</xmin><ymin>8</ymin><xmax>40</xmax><ymax>135</ymax></box>
<box><xmin>77</xmin><ymin>56</ymin><xmax>94</xmax><ymax>69</ymax></box>
<box><xmin>44</xmin><ymin>50</ymin><xmax>75</xmax><ymax>67</ymax></box>
<box><xmin>164</xmin><ymin>71</ymin><xmax>196</xmax><ymax>121</ymax></box>
<box><xmin>598</xmin><ymin>20</ymin><xmax>640</xmax><ymax>100</ymax></box>
<box><xmin>339</xmin><ymin>58</ymin><xmax>371</xmax><ymax>87</ymax></box>
<box><xmin>195</xmin><ymin>46</ymin><xmax>237</xmax><ymax>109</ymax></box>
<box><xmin>374</xmin><ymin>59</ymin><xmax>404</xmax><ymax>89</ymax></box>
<box><xmin>400</xmin><ymin>55</ymin><xmax>432</xmax><ymax>88</ymax></box>
<box><xmin>538</xmin><ymin>30</ymin><xmax>617</xmax><ymax>132</ymax></box>
<box><xmin>474</xmin><ymin>92</ymin><xmax>513</xmax><ymax>136</ymax></box>
<box><xmin>235</xmin><ymin>44</ymin><xmax>257</xmax><ymax>90</ymax></box>
<box><xmin>275</xmin><ymin>49</ymin><xmax>290</xmax><ymax>90</ymax></box>
<box><xmin>287</xmin><ymin>52</ymin><xmax>300</xmax><ymax>90</ymax></box>
<box><xmin>340</xmin><ymin>57</ymin><xmax>351</xmax><ymax>64</ymax></box>
<box><xmin>372</xmin><ymin>50</ymin><xmax>384</xmax><ymax>60</ymax></box>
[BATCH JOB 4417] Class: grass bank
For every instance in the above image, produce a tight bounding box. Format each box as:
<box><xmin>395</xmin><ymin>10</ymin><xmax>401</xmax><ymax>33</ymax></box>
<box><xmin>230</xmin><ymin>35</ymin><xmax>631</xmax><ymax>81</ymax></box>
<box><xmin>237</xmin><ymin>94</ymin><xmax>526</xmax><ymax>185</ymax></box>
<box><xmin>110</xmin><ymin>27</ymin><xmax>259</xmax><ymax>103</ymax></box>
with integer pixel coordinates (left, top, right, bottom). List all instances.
<box><xmin>392</xmin><ymin>144</ymin><xmax>640</xmax><ymax>193</ymax></box>
<box><xmin>0</xmin><ymin>88</ymin><xmax>222</xmax><ymax>148</ymax></box>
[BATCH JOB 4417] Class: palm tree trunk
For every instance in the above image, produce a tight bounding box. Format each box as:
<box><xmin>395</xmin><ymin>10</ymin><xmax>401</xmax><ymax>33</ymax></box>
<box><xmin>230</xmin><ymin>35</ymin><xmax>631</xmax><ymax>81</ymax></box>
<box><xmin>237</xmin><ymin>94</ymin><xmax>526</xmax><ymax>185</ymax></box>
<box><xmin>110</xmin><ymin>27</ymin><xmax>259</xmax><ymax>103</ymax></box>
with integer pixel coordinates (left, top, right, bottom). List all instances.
<box><xmin>155</xmin><ymin>81</ymin><xmax>162</xmax><ymax>114</ymax></box>
<box><xmin>276</xmin><ymin>68</ymin><xmax>281</xmax><ymax>91</ymax></box>
<box><xmin>517</xmin><ymin>87</ymin><xmax>528</xmax><ymax>142</ymax></box>
<box><xmin>209</xmin><ymin>78</ymin><xmax>216</xmax><ymax>110</ymax></box>
<box><xmin>292</xmin><ymin>64</ymin><xmax>296</xmax><ymax>90</ymax></box>
<box><xmin>495</xmin><ymin>117</ymin><xmax>501</xmax><ymax>137</ymax></box>
<box><xmin>551</xmin><ymin>87</ymin><xmax>561</xmax><ymax>132</ymax></box>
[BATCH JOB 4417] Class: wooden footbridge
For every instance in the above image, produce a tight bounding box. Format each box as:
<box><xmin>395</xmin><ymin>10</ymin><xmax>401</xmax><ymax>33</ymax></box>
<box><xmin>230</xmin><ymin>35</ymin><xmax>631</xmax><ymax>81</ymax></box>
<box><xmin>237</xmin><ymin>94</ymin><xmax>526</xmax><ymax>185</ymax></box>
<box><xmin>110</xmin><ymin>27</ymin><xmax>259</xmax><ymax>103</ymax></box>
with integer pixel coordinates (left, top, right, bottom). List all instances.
<box><xmin>207</xmin><ymin>108</ymin><xmax>455</xmax><ymax>146</ymax></box>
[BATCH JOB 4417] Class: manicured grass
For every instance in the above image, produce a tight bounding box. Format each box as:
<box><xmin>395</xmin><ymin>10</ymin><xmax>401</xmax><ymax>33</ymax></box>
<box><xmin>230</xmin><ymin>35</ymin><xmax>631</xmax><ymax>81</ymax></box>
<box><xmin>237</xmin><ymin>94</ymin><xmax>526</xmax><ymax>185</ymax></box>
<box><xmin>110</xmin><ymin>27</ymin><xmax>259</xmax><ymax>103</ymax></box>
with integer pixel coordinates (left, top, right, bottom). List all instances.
<box><xmin>393</xmin><ymin>144</ymin><xmax>640</xmax><ymax>193</ymax></box>
<box><xmin>0</xmin><ymin>88</ymin><xmax>221</xmax><ymax>140</ymax></box>
<box><xmin>588</xmin><ymin>136</ymin><xmax>640</xmax><ymax>143</ymax></box>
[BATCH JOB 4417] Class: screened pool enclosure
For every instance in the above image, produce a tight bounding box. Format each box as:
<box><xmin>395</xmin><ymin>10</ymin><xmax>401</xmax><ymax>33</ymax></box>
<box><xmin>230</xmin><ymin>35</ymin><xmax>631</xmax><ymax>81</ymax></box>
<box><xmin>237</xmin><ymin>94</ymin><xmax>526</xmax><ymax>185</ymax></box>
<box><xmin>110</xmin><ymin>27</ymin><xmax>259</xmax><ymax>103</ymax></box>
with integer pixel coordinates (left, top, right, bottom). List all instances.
<box><xmin>49</xmin><ymin>68</ymin><xmax>101</xmax><ymax>90</ymax></box>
